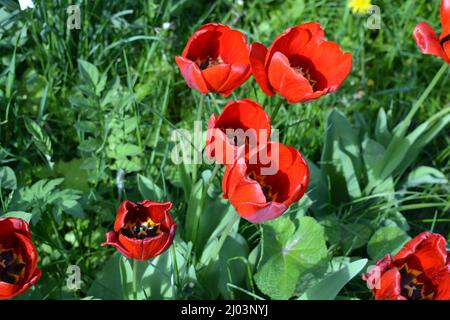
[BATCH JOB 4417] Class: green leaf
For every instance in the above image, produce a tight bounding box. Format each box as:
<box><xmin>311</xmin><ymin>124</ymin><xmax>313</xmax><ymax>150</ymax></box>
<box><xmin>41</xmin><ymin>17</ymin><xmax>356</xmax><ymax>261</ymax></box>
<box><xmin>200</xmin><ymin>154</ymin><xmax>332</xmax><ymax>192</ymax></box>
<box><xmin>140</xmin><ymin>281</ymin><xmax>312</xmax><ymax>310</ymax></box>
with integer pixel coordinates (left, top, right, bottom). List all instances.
<box><xmin>367</xmin><ymin>226</ymin><xmax>411</xmax><ymax>260</ymax></box>
<box><xmin>1</xmin><ymin>211</ymin><xmax>32</xmax><ymax>223</ymax></box>
<box><xmin>254</xmin><ymin>217</ymin><xmax>328</xmax><ymax>300</ymax></box>
<box><xmin>137</xmin><ymin>174</ymin><xmax>164</xmax><ymax>201</ymax></box>
<box><xmin>0</xmin><ymin>166</ymin><xmax>17</xmax><ymax>190</ymax></box>
<box><xmin>78</xmin><ymin>59</ymin><xmax>100</xmax><ymax>88</ymax></box>
<box><xmin>298</xmin><ymin>259</ymin><xmax>368</xmax><ymax>300</ymax></box>
<box><xmin>405</xmin><ymin>166</ymin><xmax>448</xmax><ymax>188</ymax></box>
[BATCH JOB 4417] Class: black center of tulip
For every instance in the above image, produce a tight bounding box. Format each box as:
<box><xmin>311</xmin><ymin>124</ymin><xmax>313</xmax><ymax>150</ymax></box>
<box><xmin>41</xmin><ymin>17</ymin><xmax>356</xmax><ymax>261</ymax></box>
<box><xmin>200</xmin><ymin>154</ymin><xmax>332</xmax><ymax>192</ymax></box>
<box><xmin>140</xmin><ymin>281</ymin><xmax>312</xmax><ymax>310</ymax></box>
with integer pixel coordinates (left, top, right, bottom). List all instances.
<box><xmin>198</xmin><ymin>56</ymin><xmax>224</xmax><ymax>70</ymax></box>
<box><xmin>0</xmin><ymin>249</ymin><xmax>25</xmax><ymax>284</ymax></box>
<box><xmin>440</xmin><ymin>34</ymin><xmax>450</xmax><ymax>46</ymax></box>
<box><xmin>399</xmin><ymin>264</ymin><xmax>434</xmax><ymax>300</ymax></box>
<box><xmin>121</xmin><ymin>218</ymin><xmax>161</xmax><ymax>240</ymax></box>
<box><xmin>248</xmin><ymin>171</ymin><xmax>277</xmax><ymax>202</ymax></box>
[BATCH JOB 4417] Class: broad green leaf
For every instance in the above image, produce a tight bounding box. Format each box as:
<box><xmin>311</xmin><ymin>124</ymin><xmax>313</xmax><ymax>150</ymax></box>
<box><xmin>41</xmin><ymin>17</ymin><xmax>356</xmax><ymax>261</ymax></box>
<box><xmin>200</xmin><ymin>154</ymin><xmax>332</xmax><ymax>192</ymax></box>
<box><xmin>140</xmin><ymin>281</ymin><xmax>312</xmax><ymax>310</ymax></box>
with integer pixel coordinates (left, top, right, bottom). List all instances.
<box><xmin>367</xmin><ymin>226</ymin><xmax>411</xmax><ymax>260</ymax></box>
<box><xmin>0</xmin><ymin>166</ymin><xmax>17</xmax><ymax>190</ymax></box>
<box><xmin>298</xmin><ymin>259</ymin><xmax>368</xmax><ymax>300</ymax></box>
<box><xmin>254</xmin><ymin>217</ymin><xmax>328</xmax><ymax>300</ymax></box>
<box><xmin>1</xmin><ymin>211</ymin><xmax>32</xmax><ymax>223</ymax></box>
<box><xmin>405</xmin><ymin>166</ymin><xmax>447</xmax><ymax>188</ymax></box>
<box><xmin>137</xmin><ymin>174</ymin><xmax>164</xmax><ymax>201</ymax></box>
<box><xmin>78</xmin><ymin>59</ymin><xmax>100</xmax><ymax>88</ymax></box>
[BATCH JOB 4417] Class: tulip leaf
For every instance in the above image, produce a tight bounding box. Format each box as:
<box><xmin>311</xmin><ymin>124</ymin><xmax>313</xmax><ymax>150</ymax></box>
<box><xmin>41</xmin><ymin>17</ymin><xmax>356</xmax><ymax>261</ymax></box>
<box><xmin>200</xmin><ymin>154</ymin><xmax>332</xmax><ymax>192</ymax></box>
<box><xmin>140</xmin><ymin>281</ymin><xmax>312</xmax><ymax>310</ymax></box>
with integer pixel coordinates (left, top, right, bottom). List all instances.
<box><xmin>367</xmin><ymin>226</ymin><xmax>411</xmax><ymax>260</ymax></box>
<box><xmin>254</xmin><ymin>216</ymin><xmax>328</xmax><ymax>300</ymax></box>
<box><xmin>298</xmin><ymin>259</ymin><xmax>368</xmax><ymax>300</ymax></box>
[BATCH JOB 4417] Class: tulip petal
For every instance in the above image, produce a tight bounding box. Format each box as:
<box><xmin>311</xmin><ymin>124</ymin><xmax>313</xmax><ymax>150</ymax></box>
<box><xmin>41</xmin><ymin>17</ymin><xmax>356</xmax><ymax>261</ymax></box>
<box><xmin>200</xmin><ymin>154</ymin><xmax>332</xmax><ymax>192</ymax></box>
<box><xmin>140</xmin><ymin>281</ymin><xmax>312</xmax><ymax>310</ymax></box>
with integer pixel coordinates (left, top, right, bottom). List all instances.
<box><xmin>201</xmin><ymin>64</ymin><xmax>231</xmax><ymax>93</ymax></box>
<box><xmin>249</xmin><ymin>42</ymin><xmax>274</xmax><ymax>96</ymax></box>
<box><xmin>236</xmin><ymin>202</ymin><xmax>288</xmax><ymax>223</ymax></box>
<box><xmin>0</xmin><ymin>281</ymin><xmax>19</xmax><ymax>300</ymax></box>
<box><xmin>218</xmin><ymin>29</ymin><xmax>250</xmax><ymax>65</ymax></box>
<box><xmin>0</xmin><ymin>217</ymin><xmax>31</xmax><ymax>241</ymax></box>
<box><xmin>102</xmin><ymin>231</ymin><xmax>134</xmax><ymax>259</ymax></box>
<box><xmin>218</xmin><ymin>64</ymin><xmax>251</xmax><ymax>97</ymax></box>
<box><xmin>308</xmin><ymin>41</ymin><xmax>353</xmax><ymax>91</ymax></box>
<box><xmin>374</xmin><ymin>268</ymin><xmax>405</xmax><ymax>300</ymax></box>
<box><xmin>268</xmin><ymin>51</ymin><xmax>314</xmax><ymax>103</ymax></box>
<box><xmin>433</xmin><ymin>267</ymin><xmax>450</xmax><ymax>300</ymax></box>
<box><xmin>394</xmin><ymin>232</ymin><xmax>448</xmax><ymax>276</ymax></box>
<box><xmin>175</xmin><ymin>56</ymin><xmax>209</xmax><ymax>94</ymax></box>
<box><xmin>413</xmin><ymin>22</ymin><xmax>449</xmax><ymax>62</ymax></box>
<box><xmin>441</xmin><ymin>0</ymin><xmax>450</xmax><ymax>36</ymax></box>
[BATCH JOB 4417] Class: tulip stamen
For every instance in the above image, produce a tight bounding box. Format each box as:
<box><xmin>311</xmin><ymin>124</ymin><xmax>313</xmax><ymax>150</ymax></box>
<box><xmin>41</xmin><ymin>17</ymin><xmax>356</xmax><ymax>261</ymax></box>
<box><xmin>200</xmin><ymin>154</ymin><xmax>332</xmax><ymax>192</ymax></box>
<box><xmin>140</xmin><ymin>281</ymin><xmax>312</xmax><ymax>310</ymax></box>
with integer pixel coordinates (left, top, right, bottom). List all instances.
<box><xmin>122</xmin><ymin>218</ymin><xmax>161</xmax><ymax>240</ymax></box>
<box><xmin>198</xmin><ymin>56</ymin><xmax>224</xmax><ymax>70</ymax></box>
<box><xmin>293</xmin><ymin>66</ymin><xmax>317</xmax><ymax>88</ymax></box>
<box><xmin>0</xmin><ymin>249</ymin><xmax>26</xmax><ymax>284</ymax></box>
<box><xmin>399</xmin><ymin>264</ymin><xmax>434</xmax><ymax>300</ymax></box>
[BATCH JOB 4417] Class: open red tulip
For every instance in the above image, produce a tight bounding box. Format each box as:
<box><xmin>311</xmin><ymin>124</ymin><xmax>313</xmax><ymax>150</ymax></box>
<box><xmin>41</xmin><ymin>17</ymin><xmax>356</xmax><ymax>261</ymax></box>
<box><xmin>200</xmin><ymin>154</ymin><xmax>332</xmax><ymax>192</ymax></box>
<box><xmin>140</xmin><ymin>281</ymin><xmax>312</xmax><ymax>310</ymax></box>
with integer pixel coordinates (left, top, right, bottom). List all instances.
<box><xmin>249</xmin><ymin>22</ymin><xmax>352</xmax><ymax>103</ymax></box>
<box><xmin>175</xmin><ymin>23</ymin><xmax>251</xmax><ymax>96</ymax></box>
<box><xmin>222</xmin><ymin>142</ymin><xmax>309</xmax><ymax>223</ymax></box>
<box><xmin>206</xmin><ymin>98</ymin><xmax>271</xmax><ymax>164</ymax></box>
<box><xmin>413</xmin><ymin>0</ymin><xmax>450</xmax><ymax>63</ymax></box>
<box><xmin>0</xmin><ymin>217</ymin><xmax>42</xmax><ymax>300</ymax></box>
<box><xmin>363</xmin><ymin>231</ymin><xmax>450</xmax><ymax>300</ymax></box>
<box><xmin>102</xmin><ymin>200</ymin><xmax>176</xmax><ymax>260</ymax></box>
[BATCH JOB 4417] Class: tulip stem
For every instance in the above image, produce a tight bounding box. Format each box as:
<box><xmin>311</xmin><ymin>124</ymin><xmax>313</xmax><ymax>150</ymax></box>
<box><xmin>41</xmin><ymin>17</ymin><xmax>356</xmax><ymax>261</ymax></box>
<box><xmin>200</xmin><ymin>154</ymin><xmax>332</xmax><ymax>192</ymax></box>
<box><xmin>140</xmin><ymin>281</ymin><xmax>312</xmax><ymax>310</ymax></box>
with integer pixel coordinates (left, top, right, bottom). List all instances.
<box><xmin>396</xmin><ymin>63</ymin><xmax>449</xmax><ymax>137</ymax></box>
<box><xmin>271</xmin><ymin>101</ymin><xmax>283</xmax><ymax>124</ymax></box>
<box><xmin>192</xmin><ymin>94</ymin><xmax>205</xmax><ymax>184</ymax></box>
<box><xmin>212</xmin><ymin>214</ymin><xmax>240</xmax><ymax>260</ymax></box>
<box><xmin>132</xmin><ymin>259</ymin><xmax>138</xmax><ymax>300</ymax></box>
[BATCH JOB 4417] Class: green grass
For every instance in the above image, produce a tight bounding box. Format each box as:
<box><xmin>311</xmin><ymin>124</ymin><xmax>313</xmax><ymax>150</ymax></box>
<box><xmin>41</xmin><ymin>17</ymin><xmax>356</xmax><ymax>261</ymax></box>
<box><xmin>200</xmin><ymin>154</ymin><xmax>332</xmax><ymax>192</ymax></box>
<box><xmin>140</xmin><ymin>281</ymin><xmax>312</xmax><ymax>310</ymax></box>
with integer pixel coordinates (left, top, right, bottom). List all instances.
<box><xmin>0</xmin><ymin>0</ymin><xmax>448</xmax><ymax>300</ymax></box>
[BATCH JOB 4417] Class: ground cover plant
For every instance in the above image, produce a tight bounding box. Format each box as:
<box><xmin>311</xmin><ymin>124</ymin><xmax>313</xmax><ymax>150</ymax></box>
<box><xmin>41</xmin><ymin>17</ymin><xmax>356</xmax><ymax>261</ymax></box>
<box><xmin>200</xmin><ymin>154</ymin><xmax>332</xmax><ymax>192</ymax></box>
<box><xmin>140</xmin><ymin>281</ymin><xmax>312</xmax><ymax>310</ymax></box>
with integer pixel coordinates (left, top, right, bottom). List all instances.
<box><xmin>0</xmin><ymin>0</ymin><xmax>449</xmax><ymax>300</ymax></box>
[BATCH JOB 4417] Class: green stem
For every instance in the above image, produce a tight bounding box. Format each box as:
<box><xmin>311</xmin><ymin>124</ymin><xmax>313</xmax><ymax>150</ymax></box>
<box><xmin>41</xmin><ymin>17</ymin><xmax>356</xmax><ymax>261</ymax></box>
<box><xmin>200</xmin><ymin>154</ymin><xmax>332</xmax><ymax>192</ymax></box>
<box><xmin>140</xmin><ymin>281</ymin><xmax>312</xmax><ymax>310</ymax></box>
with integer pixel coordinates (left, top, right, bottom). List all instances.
<box><xmin>191</xmin><ymin>94</ymin><xmax>205</xmax><ymax>184</ymax></box>
<box><xmin>397</xmin><ymin>63</ymin><xmax>448</xmax><ymax>136</ymax></box>
<box><xmin>212</xmin><ymin>214</ymin><xmax>239</xmax><ymax>259</ymax></box>
<box><xmin>271</xmin><ymin>101</ymin><xmax>283</xmax><ymax>124</ymax></box>
<box><xmin>132</xmin><ymin>259</ymin><xmax>138</xmax><ymax>300</ymax></box>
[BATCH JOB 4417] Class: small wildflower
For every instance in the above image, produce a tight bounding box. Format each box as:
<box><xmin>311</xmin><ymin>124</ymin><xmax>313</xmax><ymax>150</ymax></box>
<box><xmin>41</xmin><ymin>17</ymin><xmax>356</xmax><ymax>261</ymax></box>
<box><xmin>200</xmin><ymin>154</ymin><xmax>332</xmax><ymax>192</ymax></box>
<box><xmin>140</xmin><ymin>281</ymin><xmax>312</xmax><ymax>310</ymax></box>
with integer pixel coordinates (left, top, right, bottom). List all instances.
<box><xmin>348</xmin><ymin>0</ymin><xmax>372</xmax><ymax>15</ymax></box>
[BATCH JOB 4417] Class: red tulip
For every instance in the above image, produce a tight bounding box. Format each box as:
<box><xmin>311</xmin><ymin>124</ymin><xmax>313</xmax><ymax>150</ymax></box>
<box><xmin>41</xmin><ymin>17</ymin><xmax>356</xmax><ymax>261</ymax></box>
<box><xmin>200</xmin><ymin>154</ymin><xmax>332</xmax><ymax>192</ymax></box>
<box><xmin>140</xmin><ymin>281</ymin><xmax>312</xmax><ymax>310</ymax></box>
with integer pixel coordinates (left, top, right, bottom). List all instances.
<box><xmin>175</xmin><ymin>23</ymin><xmax>251</xmax><ymax>96</ymax></box>
<box><xmin>0</xmin><ymin>217</ymin><xmax>41</xmax><ymax>300</ymax></box>
<box><xmin>222</xmin><ymin>142</ymin><xmax>309</xmax><ymax>223</ymax></box>
<box><xmin>102</xmin><ymin>200</ymin><xmax>176</xmax><ymax>260</ymax></box>
<box><xmin>249</xmin><ymin>22</ymin><xmax>352</xmax><ymax>103</ymax></box>
<box><xmin>206</xmin><ymin>98</ymin><xmax>271</xmax><ymax>164</ymax></box>
<box><xmin>413</xmin><ymin>0</ymin><xmax>450</xmax><ymax>63</ymax></box>
<box><xmin>363</xmin><ymin>231</ymin><xmax>450</xmax><ymax>300</ymax></box>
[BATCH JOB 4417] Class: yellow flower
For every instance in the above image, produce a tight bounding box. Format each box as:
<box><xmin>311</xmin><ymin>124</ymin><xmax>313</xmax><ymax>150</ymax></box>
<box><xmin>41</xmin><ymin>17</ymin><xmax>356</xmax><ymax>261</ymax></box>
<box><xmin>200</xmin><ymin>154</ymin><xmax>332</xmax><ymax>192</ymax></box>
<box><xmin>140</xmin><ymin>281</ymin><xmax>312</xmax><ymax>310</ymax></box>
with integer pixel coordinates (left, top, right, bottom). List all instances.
<box><xmin>348</xmin><ymin>0</ymin><xmax>373</xmax><ymax>15</ymax></box>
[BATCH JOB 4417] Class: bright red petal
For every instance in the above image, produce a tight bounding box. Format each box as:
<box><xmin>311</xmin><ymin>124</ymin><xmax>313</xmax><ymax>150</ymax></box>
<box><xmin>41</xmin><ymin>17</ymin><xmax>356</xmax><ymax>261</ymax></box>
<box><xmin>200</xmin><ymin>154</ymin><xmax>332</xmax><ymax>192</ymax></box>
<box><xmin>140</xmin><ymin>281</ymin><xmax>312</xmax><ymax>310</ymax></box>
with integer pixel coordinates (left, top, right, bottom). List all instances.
<box><xmin>413</xmin><ymin>22</ymin><xmax>449</xmax><ymax>62</ymax></box>
<box><xmin>374</xmin><ymin>268</ymin><xmax>405</xmax><ymax>300</ymax></box>
<box><xmin>433</xmin><ymin>267</ymin><xmax>450</xmax><ymax>300</ymax></box>
<box><xmin>201</xmin><ymin>64</ymin><xmax>231</xmax><ymax>93</ymax></box>
<box><xmin>235</xmin><ymin>201</ymin><xmax>288</xmax><ymax>223</ymax></box>
<box><xmin>394</xmin><ymin>232</ymin><xmax>448</xmax><ymax>276</ymax></box>
<box><xmin>268</xmin><ymin>51</ymin><xmax>314</xmax><ymax>103</ymax></box>
<box><xmin>441</xmin><ymin>0</ymin><xmax>450</xmax><ymax>36</ymax></box>
<box><xmin>249</xmin><ymin>42</ymin><xmax>274</xmax><ymax>96</ymax></box>
<box><xmin>218</xmin><ymin>64</ymin><xmax>251</xmax><ymax>97</ymax></box>
<box><xmin>175</xmin><ymin>56</ymin><xmax>209</xmax><ymax>94</ymax></box>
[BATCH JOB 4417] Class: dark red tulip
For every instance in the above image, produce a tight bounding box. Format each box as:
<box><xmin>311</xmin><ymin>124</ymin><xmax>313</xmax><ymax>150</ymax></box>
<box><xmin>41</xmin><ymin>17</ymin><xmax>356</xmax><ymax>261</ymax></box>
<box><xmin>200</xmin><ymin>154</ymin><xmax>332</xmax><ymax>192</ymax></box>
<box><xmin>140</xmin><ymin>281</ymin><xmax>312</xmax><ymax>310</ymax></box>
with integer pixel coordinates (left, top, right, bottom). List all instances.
<box><xmin>0</xmin><ymin>217</ymin><xmax>41</xmax><ymax>300</ymax></box>
<box><xmin>249</xmin><ymin>22</ymin><xmax>352</xmax><ymax>103</ymax></box>
<box><xmin>175</xmin><ymin>23</ymin><xmax>251</xmax><ymax>96</ymax></box>
<box><xmin>102</xmin><ymin>200</ymin><xmax>176</xmax><ymax>260</ymax></box>
<box><xmin>363</xmin><ymin>231</ymin><xmax>450</xmax><ymax>300</ymax></box>
<box><xmin>413</xmin><ymin>0</ymin><xmax>450</xmax><ymax>63</ymax></box>
<box><xmin>222</xmin><ymin>142</ymin><xmax>309</xmax><ymax>223</ymax></box>
<box><xmin>206</xmin><ymin>98</ymin><xmax>271</xmax><ymax>164</ymax></box>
